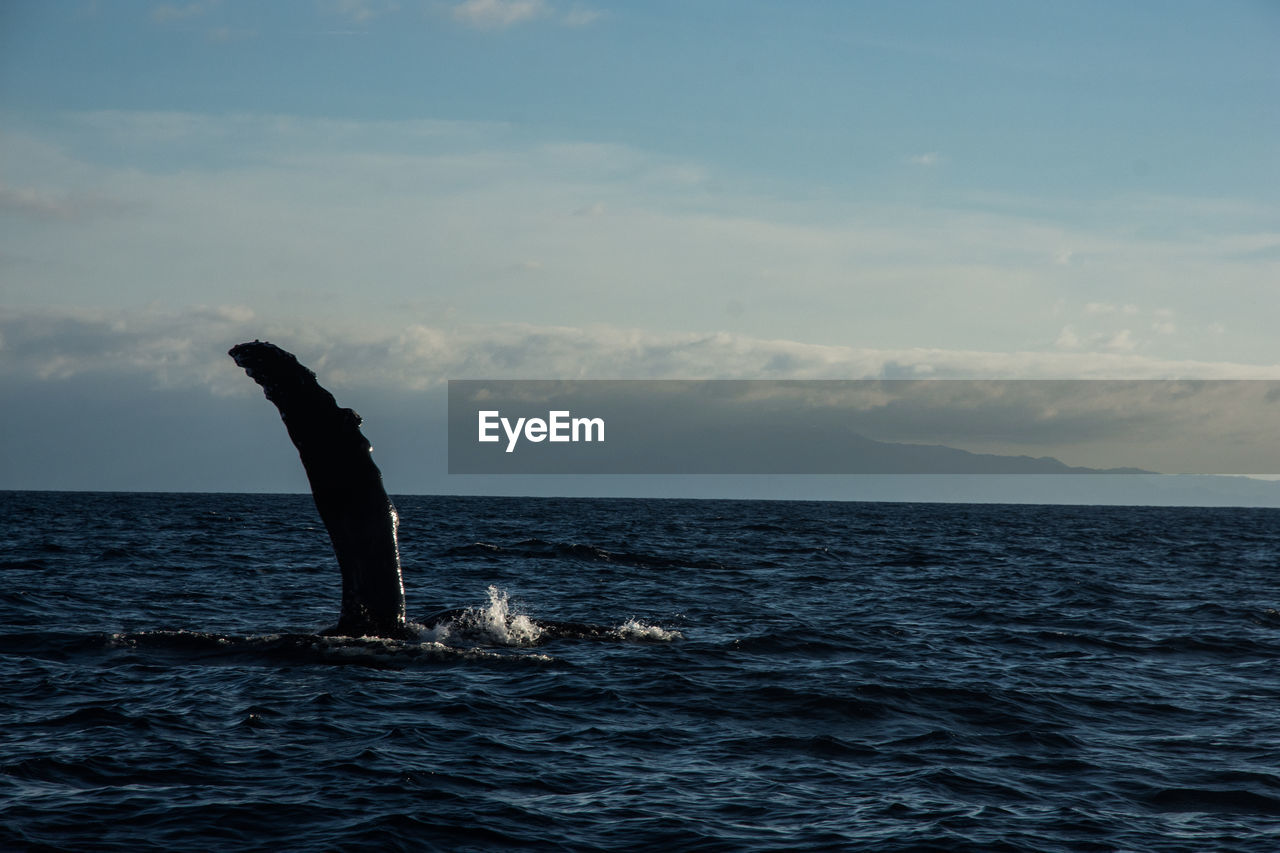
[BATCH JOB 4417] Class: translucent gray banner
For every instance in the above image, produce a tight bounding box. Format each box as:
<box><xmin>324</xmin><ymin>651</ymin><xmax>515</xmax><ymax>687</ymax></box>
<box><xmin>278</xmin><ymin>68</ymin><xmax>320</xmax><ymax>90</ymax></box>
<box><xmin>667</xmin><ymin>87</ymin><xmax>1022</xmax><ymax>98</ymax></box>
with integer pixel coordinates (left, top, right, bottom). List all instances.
<box><xmin>447</xmin><ymin>380</ymin><xmax>1280</xmax><ymax>475</ymax></box>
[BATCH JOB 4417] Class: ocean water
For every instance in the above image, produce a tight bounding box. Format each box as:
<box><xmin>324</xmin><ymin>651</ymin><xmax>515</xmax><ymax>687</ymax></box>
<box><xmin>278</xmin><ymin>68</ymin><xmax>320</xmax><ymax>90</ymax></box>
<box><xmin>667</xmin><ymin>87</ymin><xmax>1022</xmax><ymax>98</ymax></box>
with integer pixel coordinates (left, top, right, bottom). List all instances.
<box><xmin>2</xmin><ymin>491</ymin><xmax>1279</xmax><ymax>852</ymax></box>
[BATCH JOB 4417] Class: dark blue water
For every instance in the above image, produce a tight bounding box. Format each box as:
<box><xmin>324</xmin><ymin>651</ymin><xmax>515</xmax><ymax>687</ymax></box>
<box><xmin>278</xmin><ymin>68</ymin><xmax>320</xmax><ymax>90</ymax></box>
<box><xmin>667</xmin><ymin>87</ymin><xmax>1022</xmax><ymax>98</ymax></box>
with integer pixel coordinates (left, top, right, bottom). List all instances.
<box><xmin>2</xmin><ymin>491</ymin><xmax>1279</xmax><ymax>851</ymax></box>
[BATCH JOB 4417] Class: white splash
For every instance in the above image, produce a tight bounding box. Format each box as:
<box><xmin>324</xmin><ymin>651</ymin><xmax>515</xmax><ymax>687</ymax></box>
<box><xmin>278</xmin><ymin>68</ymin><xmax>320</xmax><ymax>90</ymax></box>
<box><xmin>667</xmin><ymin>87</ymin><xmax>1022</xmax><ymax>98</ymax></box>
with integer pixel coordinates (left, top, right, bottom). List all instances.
<box><xmin>412</xmin><ymin>621</ymin><xmax>453</xmax><ymax>644</ymax></box>
<box><xmin>614</xmin><ymin>619</ymin><xmax>683</xmax><ymax>641</ymax></box>
<box><xmin>474</xmin><ymin>585</ymin><xmax>543</xmax><ymax>646</ymax></box>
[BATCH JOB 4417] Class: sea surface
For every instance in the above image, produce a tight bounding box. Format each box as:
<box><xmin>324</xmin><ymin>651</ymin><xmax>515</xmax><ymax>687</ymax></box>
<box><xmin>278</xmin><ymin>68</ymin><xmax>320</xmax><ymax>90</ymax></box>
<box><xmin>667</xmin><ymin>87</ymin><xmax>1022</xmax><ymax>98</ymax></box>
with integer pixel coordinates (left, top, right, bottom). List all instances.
<box><xmin>2</xmin><ymin>491</ymin><xmax>1279</xmax><ymax>851</ymax></box>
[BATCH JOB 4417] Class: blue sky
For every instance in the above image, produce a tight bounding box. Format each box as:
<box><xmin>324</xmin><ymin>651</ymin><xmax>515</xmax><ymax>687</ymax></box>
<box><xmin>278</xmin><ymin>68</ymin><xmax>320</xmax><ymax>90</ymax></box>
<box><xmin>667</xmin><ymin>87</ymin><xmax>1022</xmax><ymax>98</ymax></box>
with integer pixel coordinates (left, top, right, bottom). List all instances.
<box><xmin>1</xmin><ymin>0</ymin><xmax>1278</xmax><ymax>494</ymax></box>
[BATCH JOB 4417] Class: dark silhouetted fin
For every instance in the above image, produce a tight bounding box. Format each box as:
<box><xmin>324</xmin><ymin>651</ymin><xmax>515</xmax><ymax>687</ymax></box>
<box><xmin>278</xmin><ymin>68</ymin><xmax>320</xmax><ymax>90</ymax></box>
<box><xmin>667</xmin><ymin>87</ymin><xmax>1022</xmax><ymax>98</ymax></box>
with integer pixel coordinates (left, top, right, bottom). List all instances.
<box><xmin>229</xmin><ymin>341</ymin><xmax>409</xmax><ymax>639</ymax></box>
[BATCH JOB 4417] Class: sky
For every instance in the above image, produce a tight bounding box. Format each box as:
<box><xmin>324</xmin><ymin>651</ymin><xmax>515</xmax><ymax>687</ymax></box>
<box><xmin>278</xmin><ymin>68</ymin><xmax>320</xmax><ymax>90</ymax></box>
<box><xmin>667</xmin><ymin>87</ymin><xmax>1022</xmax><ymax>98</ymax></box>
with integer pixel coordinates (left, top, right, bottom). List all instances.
<box><xmin>1</xmin><ymin>0</ymin><xmax>1278</xmax><ymax>498</ymax></box>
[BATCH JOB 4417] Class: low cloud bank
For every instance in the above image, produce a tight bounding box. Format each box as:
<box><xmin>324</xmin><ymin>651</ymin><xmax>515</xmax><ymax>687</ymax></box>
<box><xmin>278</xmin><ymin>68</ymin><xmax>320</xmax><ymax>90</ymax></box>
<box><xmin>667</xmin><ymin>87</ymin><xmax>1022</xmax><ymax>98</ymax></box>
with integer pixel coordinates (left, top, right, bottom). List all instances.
<box><xmin>4</xmin><ymin>306</ymin><xmax>1278</xmax><ymax>398</ymax></box>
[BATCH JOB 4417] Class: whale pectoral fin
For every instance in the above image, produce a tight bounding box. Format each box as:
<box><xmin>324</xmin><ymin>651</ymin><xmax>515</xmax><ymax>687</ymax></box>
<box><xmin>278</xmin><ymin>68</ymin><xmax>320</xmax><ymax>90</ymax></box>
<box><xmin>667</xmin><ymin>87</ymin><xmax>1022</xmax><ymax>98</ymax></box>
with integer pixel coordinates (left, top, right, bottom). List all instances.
<box><xmin>230</xmin><ymin>341</ymin><xmax>408</xmax><ymax>639</ymax></box>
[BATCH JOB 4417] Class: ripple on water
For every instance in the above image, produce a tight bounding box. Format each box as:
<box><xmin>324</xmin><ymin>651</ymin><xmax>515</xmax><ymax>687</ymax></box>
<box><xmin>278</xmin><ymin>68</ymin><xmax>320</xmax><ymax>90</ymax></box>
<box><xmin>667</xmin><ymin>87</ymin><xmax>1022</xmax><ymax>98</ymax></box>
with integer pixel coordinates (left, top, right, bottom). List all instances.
<box><xmin>3</xmin><ymin>493</ymin><xmax>1280</xmax><ymax>851</ymax></box>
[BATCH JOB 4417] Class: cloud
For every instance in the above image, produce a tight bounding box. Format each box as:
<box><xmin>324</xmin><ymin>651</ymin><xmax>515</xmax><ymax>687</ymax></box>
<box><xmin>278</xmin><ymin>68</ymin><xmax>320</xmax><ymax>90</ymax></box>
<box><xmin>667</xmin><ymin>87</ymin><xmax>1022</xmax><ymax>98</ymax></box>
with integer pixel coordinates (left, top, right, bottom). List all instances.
<box><xmin>562</xmin><ymin>6</ymin><xmax>601</xmax><ymax>27</ymax></box>
<box><xmin>1084</xmin><ymin>302</ymin><xmax>1139</xmax><ymax>316</ymax></box>
<box><xmin>0</xmin><ymin>183</ymin><xmax>134</xmax><ymax>222</ymax></box>
<box><xmin>1067</xmin><ymin>305</ymin><xmax>1182</xmax><ymax>350</ymax></box>
<box><xmin>0</xmin><ymin>305</ymin><xmax>259</xmax><ymax>390</ymax></box>
<box><xmin>207</xmin><ymin>26</ymin><xmax>257</xmax><ymax>42</ymax></box>
<box><xmin>451</xmin><ymin>0</ymin><xmax>549</xmax><ymax>28</ymax></box>
<box><xmin>1057</xmin><ymin>322</ymin><xmax>1139</xmax><ymax>353</ymax></box>
<box><xmin>1055</xmin><ymin>325</ymin><xmax>1080</xmax><ymax>349</ymax></box>
<box><xmin>327</xmin><ymin>0</ymin><xmax>400</xmax><ymax>24</ymax></box>
<box><xmin>0</xmin><ymin>184</ymin><xmax>79</xmax><ymax>220</ymax></box>
<box><xmin>151</xmin><ymin>1</ymin><xmax>217</xmax><ymax>22</ymax></box>
<box><xmin>906</xmin><ymin>152</ymin><xmax>941</xmax><ymax>167</ymax></box>
<box><xmin>4</xmin><ymin>308</ymin><xmax>1278</xmax><ymax>401</ymax></box>
<box><xmin>7</xmin><ymin>306</ymin><xmax>1279</xmax><ymax>484</ymax></box>
<box><xmin>7</xmin><ymin>111</ymin><xmax>1278</xmax><ymax>374</ymax></box>
<box><xmin>1103</xmin><ymin>329</ymin><xmax>1136</xmax><ymax>352</ymax></box>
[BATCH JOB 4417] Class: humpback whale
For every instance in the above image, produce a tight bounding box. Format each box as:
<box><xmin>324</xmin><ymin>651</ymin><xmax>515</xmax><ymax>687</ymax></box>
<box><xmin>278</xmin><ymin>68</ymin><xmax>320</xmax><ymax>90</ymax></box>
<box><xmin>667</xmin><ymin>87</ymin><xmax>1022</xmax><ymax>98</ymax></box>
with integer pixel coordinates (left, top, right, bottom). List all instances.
<box><xmin>230</xmin><ymin>341</ymin><xmax>412</xmax><ymax>639</ymax></box>
<box><xmin>231</xmin><ymin>341</ymin><xmax>626</xmax><ymax>643</ymax></box>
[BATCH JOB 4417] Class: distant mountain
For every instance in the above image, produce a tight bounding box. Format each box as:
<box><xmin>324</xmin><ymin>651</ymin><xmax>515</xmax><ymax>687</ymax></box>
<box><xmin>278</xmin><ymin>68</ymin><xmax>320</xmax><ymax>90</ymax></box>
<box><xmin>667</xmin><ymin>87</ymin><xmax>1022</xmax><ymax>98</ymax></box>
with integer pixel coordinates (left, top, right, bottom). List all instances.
<box><xmin>835</xmin><ymin>433</ymin><xmax>1157</xmax><ymax>475</ymax></box>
